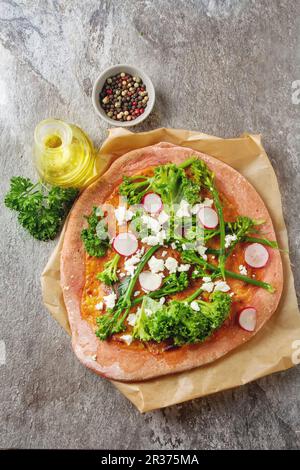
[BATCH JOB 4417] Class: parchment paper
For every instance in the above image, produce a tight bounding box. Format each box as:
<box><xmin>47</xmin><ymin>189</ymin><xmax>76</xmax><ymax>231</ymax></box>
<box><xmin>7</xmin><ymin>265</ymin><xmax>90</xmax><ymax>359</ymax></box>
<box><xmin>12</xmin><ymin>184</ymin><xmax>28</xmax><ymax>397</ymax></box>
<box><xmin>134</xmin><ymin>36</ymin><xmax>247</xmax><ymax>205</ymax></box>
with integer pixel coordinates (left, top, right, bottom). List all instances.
<box><xmin>41</xmin><ymin>128</ymin><xmax>300</xmax><ymax>412</ymax></box>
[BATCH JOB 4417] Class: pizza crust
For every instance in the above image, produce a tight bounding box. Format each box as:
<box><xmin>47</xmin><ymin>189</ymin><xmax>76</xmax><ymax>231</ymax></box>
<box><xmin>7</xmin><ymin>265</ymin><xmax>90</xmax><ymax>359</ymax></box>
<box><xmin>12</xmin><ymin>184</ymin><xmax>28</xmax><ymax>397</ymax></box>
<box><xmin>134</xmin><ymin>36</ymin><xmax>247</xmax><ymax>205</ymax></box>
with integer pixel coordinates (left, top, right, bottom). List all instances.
<box><xmin>61</xmin><ymin>142</ymin><xmax>283</xmax><ymax>382</ymax></box>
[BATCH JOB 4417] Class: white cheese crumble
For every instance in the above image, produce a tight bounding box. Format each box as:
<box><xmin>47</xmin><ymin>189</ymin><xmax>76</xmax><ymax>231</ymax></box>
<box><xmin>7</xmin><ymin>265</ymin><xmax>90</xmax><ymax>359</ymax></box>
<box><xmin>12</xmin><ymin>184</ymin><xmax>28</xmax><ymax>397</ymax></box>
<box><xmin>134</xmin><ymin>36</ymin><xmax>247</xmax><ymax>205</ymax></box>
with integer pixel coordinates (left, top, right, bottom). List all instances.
<box><xmin>120</xmin><ymin>334</ymin><xmax>133</xmax><ymax>345</ymax></box>
<box><xmin>127</xmin><ymin>314</ymin><xmax>137</xmax><ymax>326</ymax></box>
<box><xmin>148</xmin><ymin>255</ymin><xmax>165</xmax><ymax>273</ymax></box>
<box><xmin>159</xmin><ymin>297</ymin><xmax>166</xmax><ymax>305</ymax></box>
<box><xmin>171</xmin><ymin>242</ymin><xmax>177</xmax><ymax>250</ymax></box>
<box><xmin>176</xmin><ymin>200</ymin><xmax>190</xmax><ymax>218</ymax></box>
<box><xmin>158</xmin><ymin>210</ymin><xmax>170</xmax><ymax>225</ymax></box>
<box><xmin>124</xmin><ymin>253</ymin><xmax>141</xmax><ymax>276</ymax></box>
<box><xmin>165</xmin><ymin>257</ymin><xmax>178</xmax><ymax>273</ymax></box>
<box><xmin>133</xmin><ymin>290</ymin><xmax>141</xmax><ymax>297</ymax></box>
<box><xmin>190</xmin><ymin>301</ymin><xmax>200</xmax><ymax>311</ymax></box>
<box><xmin>197</xmin><ymin>245</ymin><xmax>208</xmax><ymax>260</ymax></box>
<box><xmin>114</xmin><ymin>207</ymin><xmax>134</xmax><ymax>225</ymax></box>
<box><xmin>239</xmin><ymin>264</ymin><xmax>248</xmax><ymax>276</ymax></box>
<box><xmin>161</xmin><ymin>250</ymin><xmax>167</xmax><ymax>257</ymax></box>
<box><xmin>191</xmin><ymin>198</ymin><xmax>214</xmax><ymax>214</ymax></box>
<box><xmin>141</xmin><ymin>214</ymin><xmax>161</xmax><ymax>233</ymax></box>
<box><xmin>201</xmin><ymin>282</ymin><xmax>214</xmax><ymax>293</ymax></box>
<box><xmin>95</xmin><ymin>302</ymin><xmax>103</xmax><ymax>311</ymax></box>
<box><xmin>142</xmin><ymin>229</ymin><xmax>166</xmax><ymax>246</ymax></box>
<box><xmin>178</xmin><ymin>264</ymin><xmax>190</xmax><ymax>272</ymax></box>
<box><xmin>225</xmin><ymin>234</ymin><xmax>237</xmax><ymax>248</ymax></box>
<box><xmin>202</xmin><ymin>276</ymin><xmax>212</xmax><ymax>283</ymax></box>
<box><xmin>214</xmin><ymin>280</ymin><xmax>231</xmax><ymax>292</ymax></box>
<box><xmin>103</xmin><ymin>292</ymin><xmax>117</xmax><ymax>309</ymax></box>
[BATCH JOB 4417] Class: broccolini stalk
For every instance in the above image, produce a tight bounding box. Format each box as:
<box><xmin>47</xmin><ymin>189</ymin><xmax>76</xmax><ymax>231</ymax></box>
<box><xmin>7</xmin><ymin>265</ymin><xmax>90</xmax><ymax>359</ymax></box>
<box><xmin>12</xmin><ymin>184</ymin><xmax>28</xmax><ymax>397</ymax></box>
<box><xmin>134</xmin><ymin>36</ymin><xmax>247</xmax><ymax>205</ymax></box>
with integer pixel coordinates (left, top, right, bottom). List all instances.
<box><xmin>96</xmin><ymin>245</ymin><xmax>160</xmax><ymax>340</ymax></box>
<box><xmin>131</xmin><ymin>272</ymin><xmax>189</xmax><ymax>306</ymax></box>
<box><xmin>96</xmin><ymin>253</ymin><xmax>120</xmax><ymax>286</ymax></box>
<box><xmin>190</xmin><ymin>159</ymin><xmax>226</xmax><ymax>279</ymax></box>
<box><xmin>182</xmin><ymin>250</ymin><xmax>275</xmax><ymax>293</ymax></box>
<box><xmin>244</xmin><ymin>236</ymin><xmax>279</xmax><ymax>249</ymax></box>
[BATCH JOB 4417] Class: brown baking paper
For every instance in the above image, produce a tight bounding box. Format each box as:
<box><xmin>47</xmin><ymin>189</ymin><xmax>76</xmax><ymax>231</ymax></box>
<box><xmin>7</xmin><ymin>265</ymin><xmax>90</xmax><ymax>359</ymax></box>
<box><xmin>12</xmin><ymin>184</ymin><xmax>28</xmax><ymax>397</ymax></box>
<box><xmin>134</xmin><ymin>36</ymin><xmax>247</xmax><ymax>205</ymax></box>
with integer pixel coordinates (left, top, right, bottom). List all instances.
<box><xmin>41</xmin><ymin>128</ymin><xmax>300</xmax><ymax>412</ymax></box>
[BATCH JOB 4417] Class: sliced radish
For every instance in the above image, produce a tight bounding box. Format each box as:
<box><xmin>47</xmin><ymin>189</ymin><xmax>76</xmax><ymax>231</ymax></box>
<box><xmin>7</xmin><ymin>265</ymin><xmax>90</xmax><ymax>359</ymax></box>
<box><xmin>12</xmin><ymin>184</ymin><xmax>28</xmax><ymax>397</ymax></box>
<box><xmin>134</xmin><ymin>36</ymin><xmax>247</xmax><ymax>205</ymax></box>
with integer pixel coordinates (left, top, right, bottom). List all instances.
<box><xmin>197</xmin><ymin>207</ymin><xmax>219</xmax><ymax>229</ymax></box>
<box><xmin>238</xmin><ymin>307</ymin><xmax>257</xmax><ymax>332</ymax></box>
<box><xmin>142</xmin><ymin>193</ymin><xmax>163</xmax><ymax>214</ymax></box>
<box><xmin>113</xmin><ymin>232</ymin><xmax>138</xmax><ymax>257</ymax></box>
<box><xmin>244</xmin><ymin>243</ymin><xmax>269</xmax><ymax>268</ymax></box>
<box><xmin>139</xmin><ymin>271</ymin><xmax>162</xmax><ymax>292</ymax></box>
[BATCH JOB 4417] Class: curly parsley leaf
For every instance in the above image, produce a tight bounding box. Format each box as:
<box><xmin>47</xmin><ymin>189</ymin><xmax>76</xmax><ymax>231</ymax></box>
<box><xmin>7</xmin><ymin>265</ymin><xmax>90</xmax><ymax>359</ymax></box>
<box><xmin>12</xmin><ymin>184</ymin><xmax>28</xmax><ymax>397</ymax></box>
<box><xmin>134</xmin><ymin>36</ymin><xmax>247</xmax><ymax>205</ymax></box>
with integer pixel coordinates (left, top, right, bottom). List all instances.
<box><xmin>4</xmin><ymin>177</ymin><xmax>78</xmax><ymax>241</ymax></box>
<box><xmin>81</xmin><ymin>207</ymin><xmax>109</xmax><ymax>257</ymax></box>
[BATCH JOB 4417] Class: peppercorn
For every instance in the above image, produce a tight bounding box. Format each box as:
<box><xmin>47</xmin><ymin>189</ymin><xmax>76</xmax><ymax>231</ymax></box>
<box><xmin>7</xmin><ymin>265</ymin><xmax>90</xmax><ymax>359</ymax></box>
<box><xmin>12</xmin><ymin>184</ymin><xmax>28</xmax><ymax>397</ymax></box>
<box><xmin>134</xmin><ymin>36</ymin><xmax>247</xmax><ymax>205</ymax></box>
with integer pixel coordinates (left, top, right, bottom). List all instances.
<box><xmin>99</xmin><ymin>71</ymin><xmax>149</xmax><ymax>121</ymax></box>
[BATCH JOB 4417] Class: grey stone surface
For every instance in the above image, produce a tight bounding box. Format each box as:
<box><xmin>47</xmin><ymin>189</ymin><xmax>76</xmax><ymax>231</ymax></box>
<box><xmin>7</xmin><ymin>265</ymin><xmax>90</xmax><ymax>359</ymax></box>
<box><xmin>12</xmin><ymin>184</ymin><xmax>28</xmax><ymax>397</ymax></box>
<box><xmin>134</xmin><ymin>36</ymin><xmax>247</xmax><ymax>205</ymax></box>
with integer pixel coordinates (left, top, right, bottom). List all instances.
<box><xmin>0</xmin><ymin>0</ymin><xmax>300</xmax><ymax>450</ymax></box>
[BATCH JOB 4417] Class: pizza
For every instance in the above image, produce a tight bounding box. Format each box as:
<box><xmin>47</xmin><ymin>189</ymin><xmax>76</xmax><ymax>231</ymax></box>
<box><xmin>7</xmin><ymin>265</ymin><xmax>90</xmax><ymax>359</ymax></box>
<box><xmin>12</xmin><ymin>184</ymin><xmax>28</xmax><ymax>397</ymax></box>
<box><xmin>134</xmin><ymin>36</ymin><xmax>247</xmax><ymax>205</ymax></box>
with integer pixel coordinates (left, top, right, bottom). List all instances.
<box><xmin>61</xmin><ymin>143</ymin><xmax>283</xmax><ymax>382</ymax></box>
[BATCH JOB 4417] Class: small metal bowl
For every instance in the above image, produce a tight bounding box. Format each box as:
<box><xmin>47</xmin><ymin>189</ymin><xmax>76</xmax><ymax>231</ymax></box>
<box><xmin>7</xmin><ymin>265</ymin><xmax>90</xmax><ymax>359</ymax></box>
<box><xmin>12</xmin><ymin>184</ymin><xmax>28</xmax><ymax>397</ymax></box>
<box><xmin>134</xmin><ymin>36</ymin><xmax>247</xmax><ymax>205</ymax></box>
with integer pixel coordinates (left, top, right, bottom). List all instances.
<box><xmin>92</xmin><ymin>64</ymin><xmax>155</xmax><ymax>127</ymax></box>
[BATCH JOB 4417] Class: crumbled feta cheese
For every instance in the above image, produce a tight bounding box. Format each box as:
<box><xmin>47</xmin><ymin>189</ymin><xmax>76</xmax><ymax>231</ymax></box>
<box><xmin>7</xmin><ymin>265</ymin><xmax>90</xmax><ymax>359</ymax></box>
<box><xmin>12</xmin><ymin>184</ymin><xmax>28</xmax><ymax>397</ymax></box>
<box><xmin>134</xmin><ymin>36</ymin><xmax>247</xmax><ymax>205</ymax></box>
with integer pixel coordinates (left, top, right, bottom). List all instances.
<box><xmin>165</xmin><ymin>257</ymin><xmax>178</xmax><ymax>273</ymax></box>
<box><xmin>229</xmin><ymin>292</ymin><xmax>235</xmax><ymax>297</ymax></box>
<box><xmin>202</xmin><ymin>276</ymin><xmax>212</xmax><ymax>283</ymax></box>
<box><xmin>197</xmin><ymin>245</ymin><xmax>208</xmax><ymax>260</ymax></box>
<box><xmin>201</xmin><ymin>282</ymin><xmax>214</xmax><ymax>293</ymax></box>
<box><xmin>103</xmin><ymin>292</ymin><xmax>117</xmax><ymax>309</ymax></box>
<box><xmin>119</xmin><ymin>272</ymin><xmax>125</xmax><ymax>278</ymax></box>
<box><xmin>133</xmin><ymin>290</ymin><xmax>141</xmax><ymax>297</ymax></box>
<box><xmin>114</xmin><ymin>207</ymin><xmax>133</xmax><ymax>225</ymax></box>
<box><xmin>176</xmin><ymin>200</ymin><xmax>190</xmax><ymax>218</ymax></box>
<box><xmin>161</xmin><ymin>250</ymin><xmax>167</xmax><ymax>257</ymax></box>
<box><xmin>190</xmin><ymin>301</ymin><xmax>200</xmax><ymax>311</ymax></box>
<box><xmin>192</xmin><ymin>198</ymin><xmax>214</xmax><ymax>215</ymax></box>
<box><xmin>239</xmin><ymin>264</ymin><xmax>248</xmax><ymax>276</ymax></box>
<box><xmin>158</xmin><ymin>211</ymin><xmax>170</xmax><ymax>225</ymax></box>
<box><xmin>136</xmin><ymin>247</ymin><xmax>145</xmax><ymax>257</ymax></box>
<box><xmin>141</xmin><ymin>214</ymin><xmax>161</xmax><ymax>233</ymax></box>
<box><xmin>171</xmin><ymin>242</ymin><xmax>177</xmax><ymax>250</ymax></box>
<box><xmin>148</xmin><ymin>255</ymin><xmax>165</xmax><ymax>273</ymax></box>
<box><xmin>127</xmin><ymin>314</ymin><xmax>137</xmax><ymax>326</ymax></box>
<box><xmin>178</xmin><ymin>264</ymin><xmax>190</xmax><ymax>272</ymax></box>
<box><xmin>225</xmin><ymin>234</ymin><xmax>237</xmax><ymax>248</ymax></box>
<box><xmin>203</xmin><ymin>197</ymin><xmax>214</xmax><ymax>207</ymax></box>
<box><xmin>124</xmin><ymin>253</ymin><xmax>142</xmax><ymax>276</ymax></box>
<box><xmin>95</xmin><ymin>302</ymin><xmax>103</xmax><ymax>311</ymax></box>
<box><xmin>182</xmin><ymin>244</ymin><xmax>187</xmax><ymax>250</ymax></box>
<box><xmin>120</xmin><ymin>334</ymin><xmax>133</xmax><ymax>345</ymax></box>
<box><xmin>214</xmin><ymin>281</ymin><xmax>231</xmax><ymax>292</ymax></box>
<box><xmin>159</xmin><ymin>297</ymin><xmax>166</xmax><ymax>305</ymax></box>
<box><xmin>142</xmin><ymin>229</ymin><xmax>166</xmax><ymax>246</ymax></box>
<box><xmin>211</xmin><ymin>255</ymin><xmax>216</xmax><ymax>259</ymax></box>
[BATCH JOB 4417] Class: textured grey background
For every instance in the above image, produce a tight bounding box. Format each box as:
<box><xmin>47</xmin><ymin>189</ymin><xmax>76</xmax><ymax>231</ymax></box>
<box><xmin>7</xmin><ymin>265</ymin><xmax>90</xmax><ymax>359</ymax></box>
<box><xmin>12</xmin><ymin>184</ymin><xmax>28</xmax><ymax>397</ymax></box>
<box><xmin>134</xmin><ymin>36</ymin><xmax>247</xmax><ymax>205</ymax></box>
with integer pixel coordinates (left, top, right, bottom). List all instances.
<box><xmin>0</xmin><ymin>0</ymin><xmax>300</xmax><ymax>450</ymax></box>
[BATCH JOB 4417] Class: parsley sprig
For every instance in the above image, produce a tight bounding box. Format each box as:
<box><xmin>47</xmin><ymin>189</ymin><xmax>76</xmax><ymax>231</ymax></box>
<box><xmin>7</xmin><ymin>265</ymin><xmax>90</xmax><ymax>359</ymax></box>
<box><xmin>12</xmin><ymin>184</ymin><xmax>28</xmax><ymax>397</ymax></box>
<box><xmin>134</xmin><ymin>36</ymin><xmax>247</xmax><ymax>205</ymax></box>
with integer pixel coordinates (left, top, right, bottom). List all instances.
<box><xmin>5</xmin><ymin>176</ymin><xmax>78</xmax><ymax>241</ymax></box>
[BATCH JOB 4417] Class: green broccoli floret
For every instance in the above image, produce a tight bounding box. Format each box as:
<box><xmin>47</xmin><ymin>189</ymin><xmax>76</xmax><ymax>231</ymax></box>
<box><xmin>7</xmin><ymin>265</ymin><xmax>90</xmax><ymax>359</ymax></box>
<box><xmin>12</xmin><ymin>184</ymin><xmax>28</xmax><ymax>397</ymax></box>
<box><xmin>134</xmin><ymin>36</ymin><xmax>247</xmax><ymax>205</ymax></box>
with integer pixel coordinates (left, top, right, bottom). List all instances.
<box><xmin>196</xmin><ymin>291</ymin><xmax>232</xmax><ymax>329</ymax></box>
<box><xmin>119</xmin><ymin>175</ymin><xmax>153</xmax><ymax>205</ymax></box>
<box><xmin>132</xmin><ymin>297</ymin><xmax>161</xmax><ymax>342</ymax></box>
<box><xmin>152</xmin><ymin>163</ymin><xmax>199</xmax><ymax>206</ymax></box>
<box><xmin>96</xmin><ymin>253</ymin><xmax>120</xmax><ymax>286</ymax></box>
<box><xmin>119</xmin><ymin>159</ymin><xmax>200</xmax><ymax>209</ymax></box>
<box><xmin>133</xmin><ymin>291</ymin><xmax>232</xmax><ymax>346</ymax></box>
<box><xmin>151</xmin><ymin>272</ymin><xmax>189</xmax><ymax>299</ymax></box>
